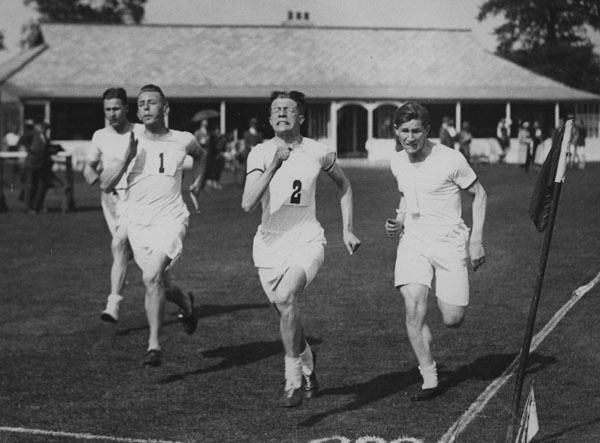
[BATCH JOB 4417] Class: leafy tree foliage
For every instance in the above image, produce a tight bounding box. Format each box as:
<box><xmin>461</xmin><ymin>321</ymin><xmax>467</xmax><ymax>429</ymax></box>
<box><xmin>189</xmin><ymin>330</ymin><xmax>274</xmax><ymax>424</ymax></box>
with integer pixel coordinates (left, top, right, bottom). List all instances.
<box><xmin>24</xmin><ymin>0</ymin><xmax>147</xmax><ymax>24</ymax></box>
<box><xmin>478</xmin><ymin>0</ymin><xmax>600</xmax><ymax>93</ymax></box>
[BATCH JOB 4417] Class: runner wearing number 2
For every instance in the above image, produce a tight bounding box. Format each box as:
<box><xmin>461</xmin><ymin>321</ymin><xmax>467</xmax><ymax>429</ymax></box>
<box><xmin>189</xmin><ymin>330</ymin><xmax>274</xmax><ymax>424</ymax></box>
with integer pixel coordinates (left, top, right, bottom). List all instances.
<box><xmin>242</xmin><ymin>90</ymin><xmax>361</xmax><ymax>407</ymax></box>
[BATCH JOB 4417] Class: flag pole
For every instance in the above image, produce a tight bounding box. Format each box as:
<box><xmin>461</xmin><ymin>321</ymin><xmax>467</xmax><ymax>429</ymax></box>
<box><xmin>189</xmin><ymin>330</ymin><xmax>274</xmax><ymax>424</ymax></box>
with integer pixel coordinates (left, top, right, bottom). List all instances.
<box><xmin>505</xmin><ymin>120</ymin><xmax>573</xmax><ymax>442</ymax></box>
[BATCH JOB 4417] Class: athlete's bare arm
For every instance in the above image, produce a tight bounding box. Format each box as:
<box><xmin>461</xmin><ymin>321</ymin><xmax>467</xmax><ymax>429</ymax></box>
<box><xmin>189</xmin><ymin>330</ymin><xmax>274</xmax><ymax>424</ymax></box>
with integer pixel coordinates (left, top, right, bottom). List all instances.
<box><xmin>241</xmin><ymin>145</ymin><xmax>291</xmax><ymax>213</ymax></box>
<box><xmin>83</xmin><ymin>159</ymin><xmax>101</xmax><ymax>185</ymax></box>
<box><xmin>187</xmin><ymin>139</ymin><xmax>207</xmax><ymax>194</ymax></box>
<box><xmin>385</xmin><ymin>193</ymin><xmax>406</xmax><ymax>237</ymax></box>
<box><xmin>326</xmin><ymin>161</ymin><xmax>361</xmax><ymax>255</ymax></box>
<box><xmin>465</xmin><ymin>179</ymin><xmax>487</xmax><ymax>271</ymax></box>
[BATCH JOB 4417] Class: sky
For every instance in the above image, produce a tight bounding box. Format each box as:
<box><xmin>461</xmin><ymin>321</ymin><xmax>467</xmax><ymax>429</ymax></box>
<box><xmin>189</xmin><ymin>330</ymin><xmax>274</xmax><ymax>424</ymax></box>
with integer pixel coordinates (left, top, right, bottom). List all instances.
<box><xmin>1</xmin><ymin>0</ymin><xmax>598</xmax><ymax>56</ymax></box>
<box><xmin>0</xmin><ymin>0</ymin><xmax>501</xmax><ymax>53</ymax></box>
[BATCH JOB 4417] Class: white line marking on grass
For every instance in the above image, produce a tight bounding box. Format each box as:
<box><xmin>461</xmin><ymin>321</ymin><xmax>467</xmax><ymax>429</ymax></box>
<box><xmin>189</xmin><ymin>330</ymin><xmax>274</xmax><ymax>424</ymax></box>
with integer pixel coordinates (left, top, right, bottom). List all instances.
<box><xmin>309</xmin><ymin>437</ymin><xmax>423</xmax><ymax>443</ymax></box>
<box><xmin>438</xmin><ymin>271</ymin><xmax>600</xmax><ymax>443</ymax></box>
<box><xmin>0</xmin><ymin>426</ymin><xmax>183</xmax><ymax>443</ymax></box>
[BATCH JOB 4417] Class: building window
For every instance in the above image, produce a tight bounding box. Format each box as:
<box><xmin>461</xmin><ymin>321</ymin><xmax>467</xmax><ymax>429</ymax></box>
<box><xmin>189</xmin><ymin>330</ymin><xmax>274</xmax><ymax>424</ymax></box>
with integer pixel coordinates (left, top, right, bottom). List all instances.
<box><xmin>288</xmin><ymin>11</ymin><xmax>293</xmax><ymax>20</ymax></box>
<box><xmin>304</xmin><ymin>12</ymin><xmax>310</xmax><ymax>20</ymax></box>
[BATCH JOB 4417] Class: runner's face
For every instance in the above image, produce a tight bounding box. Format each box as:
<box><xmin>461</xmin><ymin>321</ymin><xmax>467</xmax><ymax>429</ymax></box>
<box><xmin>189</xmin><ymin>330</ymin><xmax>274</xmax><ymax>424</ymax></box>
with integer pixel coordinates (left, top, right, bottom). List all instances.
<box><xmin>137</xmin><ymin>91</ymin><xmax>166</xmax><ymax>126</ymax></box>
<box><xmin>396</xmin><ymin>119</ymin><xmax>429</xmax><ymax>155</ymax></box>
<box><xmin>103</xmin><ymin>98</ymin><xmax>128</xmax><ymax>129</ymax></box>
<box><xmin>269</xmin><ymin>97</ymin><xmax>304</xmax><ymax>136</ymax></box>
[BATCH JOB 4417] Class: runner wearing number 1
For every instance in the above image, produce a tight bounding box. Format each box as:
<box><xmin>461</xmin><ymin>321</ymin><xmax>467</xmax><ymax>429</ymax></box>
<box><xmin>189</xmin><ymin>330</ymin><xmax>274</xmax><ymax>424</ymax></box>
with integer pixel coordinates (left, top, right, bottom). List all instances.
<box><xmin>242</xmin><ymin>90</ymin><xmax>361</xmax><ymax>407</ymax></box>
<box><xmin>103</xmin><ymin>84</ymin><xmax>207</xmax><ymax>367</ymax></box>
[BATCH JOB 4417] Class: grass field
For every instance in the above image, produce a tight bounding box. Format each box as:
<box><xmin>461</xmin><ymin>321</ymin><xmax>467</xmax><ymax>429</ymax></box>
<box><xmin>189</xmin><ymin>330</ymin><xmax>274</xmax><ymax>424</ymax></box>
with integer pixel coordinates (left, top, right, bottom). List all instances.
<box><xmin>1</xmin><ymin>160</ymin><xmax>600</xmax><ymax>443</ymax></box>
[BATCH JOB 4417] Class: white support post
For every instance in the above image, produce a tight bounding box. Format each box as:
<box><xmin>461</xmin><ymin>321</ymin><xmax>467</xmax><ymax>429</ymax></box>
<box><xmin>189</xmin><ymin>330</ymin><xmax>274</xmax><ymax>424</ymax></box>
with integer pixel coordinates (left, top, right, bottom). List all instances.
<box><xmin>365</xmin><ymin>103</ymin><xmax>375</xmax><ymax>140</ymax></box>
<box><xmin>506</xmin><ymin>101</ymin><xmax>512</xmax><ymax>132</ymax></box>
<box><xmin>455</xmin><ymin>101</ymin><xmax>461</xmax><ymax>134</ymax></box>
<box><xmin>329</xmin><ymin>101</ymin><xmax>338</xmax><ymax>151</ymax></box>
<box><xmin>220</xmin><ymin>100</ymin><xmax>226</xmax><ymax>134</ymax></box>
<box><xmin>554</xmin><ymin>102</ymin><xmax>560</xmax><ymax>129</ymax></box>
<box><xmin>44</xmin><ymin>101</ymin><xmax>50</xmax><ymax>124</ymax></box>
<box><xmin>44</xmin><ymin>101</ymin><xmax>51</xmax><ymax>137</ymax></box>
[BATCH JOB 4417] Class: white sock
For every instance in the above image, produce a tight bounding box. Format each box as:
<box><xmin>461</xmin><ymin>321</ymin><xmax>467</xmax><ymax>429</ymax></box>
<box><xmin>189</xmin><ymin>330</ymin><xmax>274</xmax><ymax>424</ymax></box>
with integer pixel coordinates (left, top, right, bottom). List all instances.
<box><xmin>284</xmin><ymin>356</ymin><xmax>302</xmax><ymax>390</ymax></box>
<box><xmin>300</xmin><ymin>343</ymin><xmax>314</xmax><ymax>376</ymax></box>
<box><xmin>106</xmin><ymin>293</ymin><xmax>123</xmax><ymax>309</ymax></box>
<box><xmin>418</xmin><ymin>361</ymin><xmax>438</xmax><ymax>390</ymax></box>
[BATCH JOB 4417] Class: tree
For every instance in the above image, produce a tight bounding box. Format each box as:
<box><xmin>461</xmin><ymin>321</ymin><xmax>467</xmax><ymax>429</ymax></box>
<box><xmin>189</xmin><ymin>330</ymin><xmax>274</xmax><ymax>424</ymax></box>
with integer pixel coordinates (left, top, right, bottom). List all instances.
<box><xmin>478</xmin><ymin>0</ymin><xmax>600</xmax><ymax>93</ymax></box>
<box><xmin>20</xmin><ymin>20</ymin><xmax>45</xmax><ymax>49</ymax></box>
<box><xmin>24</xmin><ymin>0</ymin><xmax>147</xmax><ymax>24</ymax></box>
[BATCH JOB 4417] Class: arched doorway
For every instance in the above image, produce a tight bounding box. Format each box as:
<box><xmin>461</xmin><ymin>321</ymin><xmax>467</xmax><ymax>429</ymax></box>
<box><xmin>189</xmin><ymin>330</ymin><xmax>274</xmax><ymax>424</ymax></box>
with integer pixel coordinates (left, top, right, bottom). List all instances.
<box><xmin>337</xmin><ymin>104</ymin><xmax>367</xmax><ymax>157</ymax></box>
<box><xmin>373</xmin><ymin>104</ymin><xmax>397</xmax><ymax>138</ymax></box>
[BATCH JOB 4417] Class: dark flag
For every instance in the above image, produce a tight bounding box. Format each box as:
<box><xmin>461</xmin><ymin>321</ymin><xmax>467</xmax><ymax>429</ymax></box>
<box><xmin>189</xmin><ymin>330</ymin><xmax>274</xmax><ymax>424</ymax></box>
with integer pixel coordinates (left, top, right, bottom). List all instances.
<box><xmin>507</xmin><ymin>119</ymin><xmax>574</xmax><ymax>442</ymax></box>
<box><xmin>529</xmin><ymin>121</ymin><xmax>572</xmax><ymax>232</ymax></box>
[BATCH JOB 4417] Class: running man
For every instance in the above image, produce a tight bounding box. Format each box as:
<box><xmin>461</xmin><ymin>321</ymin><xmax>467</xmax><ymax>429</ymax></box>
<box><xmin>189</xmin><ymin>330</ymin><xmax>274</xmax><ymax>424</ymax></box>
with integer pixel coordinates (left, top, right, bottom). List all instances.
<box><xmin>102</xmin><ymin>84</ymin><xmax>206</xmax><ymax>367</ymax></box>
<box><xmin>242</xmin><ymin>90</ymin><xmax>361</xmax><ymax>407</ymax></box>
<box><xmin>384</xmin><ymin>102</ymin><xmax>487</xmax><ymax>400</ymax></box>
<box><xmin>84</xmin><ymin>87</ymin><xmax>142</xmax><ymax>322</ymax></box>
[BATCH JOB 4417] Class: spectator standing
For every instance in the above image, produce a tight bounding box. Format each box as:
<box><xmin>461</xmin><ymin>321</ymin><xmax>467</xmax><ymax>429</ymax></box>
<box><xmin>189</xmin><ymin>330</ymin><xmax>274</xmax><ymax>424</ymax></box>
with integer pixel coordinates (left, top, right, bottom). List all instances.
<box><xmin>203</xmin><ymin>126</ymin><xmax>226</xmax><ymax>190</ymax></box>
<box><xmin>570</xmin><ymin>119</ymin><xmax>587</xmax><ymax>169</ymax></box>
<box><xmin>439</xmin><ymin>116</ymin><xmax>457</xmax><ymax>149</ymax></box>
<box><xmin>2</xmin><ymin>125</ymin><xmax>21</xmax><ymax>152</ymax></box>
<box><xmin>458</xmin><ymin>121</ymin><xmax>473</xmax><ymax>164</ymax></box>
<box><xmin>22</xmin><ymin>121</ymin><xmax>52</xmax><ymax>213</ymax></box>
<box><xmin>239</xmin><ymin>118</ymin><xmax>263</xmax><ymax>184</ymax></box>
<box><xmin>194</xmin><ymin>119</ymin><xmax>209</xmax><ymax>150</ymax></box>
<box><xmin>530</xmin><ymin>121</ymin><xmax>543</xmax><ymax>171</ymax></box>
<box><xmin>496</xmin><ymin>118</ymin><xmax>510</xmax><ymax>163</ymax></box>
<box><xmin>518</xmin><ymin>121</ymin><xmax>533</xmax><ymax>172</ymax></box>
<box><xmin>241</xmin><ymin>117</ymin><xmax>264</xmax><ymax>160</ymax></box>
<box><xmin>2</xmin><ymin>124</ymin><xmax>24</xmax><ymax>187</ymax></box>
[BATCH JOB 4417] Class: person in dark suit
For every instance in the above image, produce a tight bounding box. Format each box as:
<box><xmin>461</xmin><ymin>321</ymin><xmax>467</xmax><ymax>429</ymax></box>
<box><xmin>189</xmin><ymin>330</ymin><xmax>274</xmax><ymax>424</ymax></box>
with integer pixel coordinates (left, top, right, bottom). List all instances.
<box><xmin>22</xmin><ymin>121</ymin><xmax>52</xmax><ymax>213</ymax></box>
<box><xmin>241</xmin><ymin>117</ymin><xmax>263</xmax><ymax>161</ymax></box>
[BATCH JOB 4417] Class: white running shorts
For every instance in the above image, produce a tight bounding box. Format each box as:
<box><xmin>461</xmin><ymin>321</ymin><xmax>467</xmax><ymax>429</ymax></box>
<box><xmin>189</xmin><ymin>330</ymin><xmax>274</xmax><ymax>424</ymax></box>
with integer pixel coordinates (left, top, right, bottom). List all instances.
<box><xmin>394</xmin><ymin>226</ymin><xmax>470</xmax><ymax>306</ymax></box>
<box><xmin>125</xmin><ymin>217</ymin><xmax>188</xmax><ymax>270</ymax></box>
<box><xmin>254</xmin><ymin>224</ymin><xmax>326</xmax><ymax>304</ymax></box>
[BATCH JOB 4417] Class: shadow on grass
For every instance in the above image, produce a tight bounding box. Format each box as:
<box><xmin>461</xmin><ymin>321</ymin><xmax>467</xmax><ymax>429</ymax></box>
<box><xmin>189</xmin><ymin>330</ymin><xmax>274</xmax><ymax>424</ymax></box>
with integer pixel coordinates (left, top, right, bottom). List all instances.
<box><xmin>157</xmin><ymin>337</ymin><xmax>322</xmax><ymax>385</ymax></box>
<box><xmin>115</xmin><ymin>303</ymin><xmax>269</xmax><ymax>336</ymax></box>
<box><xmin>436</xmin><ymin>352</ymin><xmax>559</xmax><ymax>395</ymax></box>
<box><xmin>72</xmin><ymin>205</ymin><xmax>102</xmax><ymax>213</ymax></box>
<box><xmin>536</xmin><ymin>417</ymin><xmax>600</xmax><ymax>441</ymax></box>
<box><xmin>299</xmin><ymin>368</ymin><xmax>421</xmax><ymax>427</ymax></box>
<box><xmin>195</xmin><ymin>302</ymin><xmax>269</xmax><ymax>318</ymax></box>
<box><xmin>299</xmin><ymin>353</ymin><xmax>558</xmax><ymax>427</ymax></box>
<box><xmin>114</xmin><ymin>318</ymin><xmax>180</xmax><ymax>335</ymax></box>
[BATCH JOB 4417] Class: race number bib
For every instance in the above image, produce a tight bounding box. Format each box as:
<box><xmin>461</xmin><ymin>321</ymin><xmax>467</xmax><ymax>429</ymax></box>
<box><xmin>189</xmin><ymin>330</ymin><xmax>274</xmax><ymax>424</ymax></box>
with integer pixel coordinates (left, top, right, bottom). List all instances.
<box><xmin>145</xmin><ymin>151</ymin><xmax>178</xmax><ymax>176</ymax></box>
<box><xmin>283</xmin><ymin>178</ymin><xmax>307</xmax><ymax>207</ymax></box>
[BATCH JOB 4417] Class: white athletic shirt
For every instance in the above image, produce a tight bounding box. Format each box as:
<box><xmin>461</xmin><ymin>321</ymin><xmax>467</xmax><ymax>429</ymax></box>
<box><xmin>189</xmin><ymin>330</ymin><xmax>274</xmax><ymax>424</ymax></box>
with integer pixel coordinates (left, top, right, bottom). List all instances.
<box><xmin>89</xmin><ymin>123</ymin><xmax>144</xmax><ymax>190</ymax></box>
<box><xmin>390</xmin><ymin>143</ymin><xmax>476</xmax><ymax>237</ymax></box>
<box><xmin>121</xmin><ymin>129</ymin><xmax>200</xmax><ymax>226</ymax></box>
<box><xmin>246</xmin><ymin>137</ymin><xmax>336</xmax><ymax>234</ymax></box>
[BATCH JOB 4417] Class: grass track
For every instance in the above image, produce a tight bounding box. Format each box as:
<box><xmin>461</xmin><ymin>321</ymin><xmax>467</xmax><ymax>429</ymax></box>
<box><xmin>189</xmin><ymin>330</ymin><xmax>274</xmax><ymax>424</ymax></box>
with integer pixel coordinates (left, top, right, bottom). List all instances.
<box><xmin>1</xmin><ymin>162</ymin><xmax>599</xmax><ymax>442</ymax></box>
